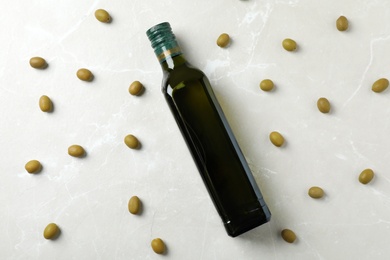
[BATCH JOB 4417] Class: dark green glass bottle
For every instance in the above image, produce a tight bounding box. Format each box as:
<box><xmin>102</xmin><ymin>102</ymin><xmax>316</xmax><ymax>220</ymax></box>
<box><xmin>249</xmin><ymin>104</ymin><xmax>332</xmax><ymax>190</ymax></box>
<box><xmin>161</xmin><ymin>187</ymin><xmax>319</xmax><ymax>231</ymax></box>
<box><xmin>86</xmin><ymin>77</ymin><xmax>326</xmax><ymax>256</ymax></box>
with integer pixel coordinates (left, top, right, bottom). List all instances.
<box><xmin>146</xmin><ymin>22</ymin><xmax>271</xmax><ymax>237</ymax></box>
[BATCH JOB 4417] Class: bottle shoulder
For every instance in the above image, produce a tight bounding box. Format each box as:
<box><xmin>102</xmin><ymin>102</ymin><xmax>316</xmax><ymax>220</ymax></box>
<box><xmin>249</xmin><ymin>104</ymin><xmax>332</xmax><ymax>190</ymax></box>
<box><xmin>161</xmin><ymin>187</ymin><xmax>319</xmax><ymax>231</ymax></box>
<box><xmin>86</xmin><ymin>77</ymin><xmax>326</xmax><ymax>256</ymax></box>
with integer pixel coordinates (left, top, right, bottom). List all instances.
<box><xmin>162</xmin><ymin>63</ymin><xmax>206</xmax><ymax>93</ymax></box>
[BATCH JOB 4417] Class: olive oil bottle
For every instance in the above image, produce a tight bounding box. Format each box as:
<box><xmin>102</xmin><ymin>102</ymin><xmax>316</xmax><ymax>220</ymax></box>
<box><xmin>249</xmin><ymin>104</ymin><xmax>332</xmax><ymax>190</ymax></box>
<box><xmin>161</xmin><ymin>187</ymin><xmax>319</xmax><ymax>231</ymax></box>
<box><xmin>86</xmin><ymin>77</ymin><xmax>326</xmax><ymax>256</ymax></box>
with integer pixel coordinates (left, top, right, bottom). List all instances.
<box><xmin>146</xmin><ymin>22</ymin><xmax>271</xmax><ymax>237</ymax></box>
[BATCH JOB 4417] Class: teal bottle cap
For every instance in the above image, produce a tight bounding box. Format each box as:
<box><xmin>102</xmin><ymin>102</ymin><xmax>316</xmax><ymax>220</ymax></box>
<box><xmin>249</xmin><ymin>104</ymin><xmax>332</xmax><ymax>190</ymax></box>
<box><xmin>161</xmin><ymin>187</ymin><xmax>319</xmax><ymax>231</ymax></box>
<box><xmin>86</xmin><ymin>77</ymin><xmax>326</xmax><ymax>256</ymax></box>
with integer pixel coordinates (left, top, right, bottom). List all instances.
<box><xmin>146</xmin><ymin>22</ymin><xmax>181</xmax><ymax>61</ymax></box>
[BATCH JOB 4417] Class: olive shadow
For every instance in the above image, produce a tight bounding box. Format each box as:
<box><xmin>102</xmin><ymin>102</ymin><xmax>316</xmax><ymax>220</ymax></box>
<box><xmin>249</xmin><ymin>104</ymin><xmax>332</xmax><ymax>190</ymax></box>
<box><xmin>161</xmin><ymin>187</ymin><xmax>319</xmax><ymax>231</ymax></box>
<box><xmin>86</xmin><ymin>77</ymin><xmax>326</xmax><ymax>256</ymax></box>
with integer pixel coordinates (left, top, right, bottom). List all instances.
<box><xmin>38</xmin><ymin>63</ymin><xmax>49</xmax><ymax>70</ymax></box>
<box><xmin>133</xmin><ymin>141</ymin><xmax>142</xmax><ymax>150</ymax></box>
<box><xmin>137</xmin><ymin>201</ymin><xmax>144</xmax><ymax>215</ymax></box>
<box><xmin>87</xmin><ymin>74</ymin><xmax>95</xmax><ymax>82</ymax></box>
<box><xmin>34</xmin><ymin>164</ymin><xmax>43</xmax><ymax>175</ymax></box>
<box><xmin>162</xmin><ymin>243</ymin><xmax>169</xmax><ymax>256</ymax></box>
<box><xmin>224</xmin><ymin>37</ymin><xmax>233</xmax><ymax>48</ymax></box>
<box><xmin>136</xmin><ymin>86</ymin><xmax>146</xmax><ymax>96</ymax></box>
<box><xmin>278</xmin><ymin>138</ymin><xmax>288</xmax><ymax>148</ymax></box>
<box><xmin>48</xmin><ymin>101</ymin><xmax>55</xmax><ymax>113</ymax></box>
<box><xmin>49</xmin><ymin>228</ymin><xmax>62</xmax><ymax>241</ymax></box>
<box><xmin>78</xmin><ymin>151</ymin><xmax>88</xmax><ymax>158</ymax></box>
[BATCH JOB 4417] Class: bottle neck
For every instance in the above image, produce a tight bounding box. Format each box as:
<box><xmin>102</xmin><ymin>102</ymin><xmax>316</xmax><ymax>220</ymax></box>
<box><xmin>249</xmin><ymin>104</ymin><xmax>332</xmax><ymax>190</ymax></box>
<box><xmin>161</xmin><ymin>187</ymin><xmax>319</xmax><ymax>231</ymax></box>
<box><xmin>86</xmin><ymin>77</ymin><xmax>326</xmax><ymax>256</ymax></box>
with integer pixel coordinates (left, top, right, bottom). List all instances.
<box><xmin>160</xmin><ymin>52</ymin><xmax>187</xmax><ymax>72</ymax></box>
<box><xmin>146</xmin><ymin>22</ymin><xmax>187</xmax><ymax>72</ymax></box>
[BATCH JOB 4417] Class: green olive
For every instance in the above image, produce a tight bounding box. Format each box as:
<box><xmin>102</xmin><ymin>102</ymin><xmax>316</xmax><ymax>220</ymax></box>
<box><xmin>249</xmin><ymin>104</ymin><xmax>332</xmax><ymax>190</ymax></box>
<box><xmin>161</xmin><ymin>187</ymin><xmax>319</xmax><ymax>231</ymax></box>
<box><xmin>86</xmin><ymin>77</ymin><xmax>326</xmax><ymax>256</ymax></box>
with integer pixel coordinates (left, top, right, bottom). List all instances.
<box><xmin>43</xmin><ymin>223</ymin><xmax>60</xmax><ymax>239</ymax></box>
<box><xmin>317</xmin><ymin>97</ymin><xmax>331</xmax><ymax>113</ymax></box>
<box><xmin>151</xmin><ymin>238</ymin><xmax>166</xmax><ymax>254</ymax></box>
<box><xmin>269</xmin><ymin>131</ymin><xmax>284</xmax><ymax>147</ymax></box>
<box><xmin>260</xmin><ymin>79</ymin><xmax>274</xmax><ymax>91</ymax></box>
<box><xmin>128</xmin><ymin>196</ymin><xmax>141</xmax><ymax>214</ymax></box>
<box><xmin>68</xmin><ymin>145</ymin><xmax>85</xmax><ymax>157</ymax></box>
<box><xmin>359</xmin><ymin>169</ymin><xmax>374</xmax><ymax>184</ymax></box>
<box><xmin>39</xmin><ymin>95</ymin><xmax>53</xmax><ymax>112</ymax></box>
<box><xmin>95</xmin><ymin>9</ymin><xmax>111</xmax><ymax>23</ymax></box>
<box><xmin>281</xmin><ymin>229</ymin><xmax>296</xmax><ymax>243</ymax></box>
<box><xmin>77</xmin><ymin>68</ymin><xmax>93</xmax><ymax>81</ymax></box>
<box><xmin>372</xmin><ymin>78</ymin><xmax>389</xmax><ymax>93</ymax></box>
<box><xmin>129</xmin><ymin>81</ymin><xmax>144</xmax><ymax>95</ymax></box>
<box><xmin>217</xmin><ymin>33</ymin><xmax>230</xmax><ymax>48</ymax></box>
<box><xmin>25</xmin><ymin>160</ymin><xmax>42</xmax><ymax>174</ymax></box>
<box><xmin>29</xmin><ymin>57</ymin><xmax>47</xmax><ymax>69</ymax></box>
<box><xmin>282</xmin><ymin>38</ymin><xmax>297</xmax><ymax>52</ymax></box>
<box><xmin>336</xmin><ymin>16</ymin><xmax>349</xmax><ymax>31</ymax></box>
<box><xmin>124</xmin><ymin>134</ymin><xmax>139</xmax><ymax>149</ymax></box>
<box><xmin>308</xmin><ymin>186</ymin><xmax>324</xmax><ymax>199</ymax></box>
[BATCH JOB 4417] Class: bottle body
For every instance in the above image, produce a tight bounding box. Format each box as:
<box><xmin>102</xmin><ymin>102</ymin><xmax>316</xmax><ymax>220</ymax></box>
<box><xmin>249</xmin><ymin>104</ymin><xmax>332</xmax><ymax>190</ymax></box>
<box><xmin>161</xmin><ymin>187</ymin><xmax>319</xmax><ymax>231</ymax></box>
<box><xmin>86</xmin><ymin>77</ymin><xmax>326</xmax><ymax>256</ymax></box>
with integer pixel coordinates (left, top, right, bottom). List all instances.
<box><xmin>147</xmin><ymin>22</ymin><xmax>271</xmax><ymax>237</ymax></box>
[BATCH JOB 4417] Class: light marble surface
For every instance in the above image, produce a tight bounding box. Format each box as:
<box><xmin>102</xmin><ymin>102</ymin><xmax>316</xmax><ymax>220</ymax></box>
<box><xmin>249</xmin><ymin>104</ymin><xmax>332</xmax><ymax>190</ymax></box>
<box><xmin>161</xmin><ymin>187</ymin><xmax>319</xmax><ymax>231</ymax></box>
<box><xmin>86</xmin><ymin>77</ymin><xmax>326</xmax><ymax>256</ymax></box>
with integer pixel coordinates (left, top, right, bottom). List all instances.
<box><xmin>1</xmin><ymin>0</ymin><xmax>390</xmax><ymax>259</ymax></box>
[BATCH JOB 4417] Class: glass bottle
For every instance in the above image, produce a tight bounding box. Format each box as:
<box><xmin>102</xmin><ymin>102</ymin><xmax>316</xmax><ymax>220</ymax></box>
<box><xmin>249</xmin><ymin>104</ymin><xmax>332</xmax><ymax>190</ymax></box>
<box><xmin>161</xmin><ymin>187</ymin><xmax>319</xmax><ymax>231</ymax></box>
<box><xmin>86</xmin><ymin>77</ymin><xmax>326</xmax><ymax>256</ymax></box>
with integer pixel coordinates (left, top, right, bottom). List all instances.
<box><xmin>146</xmin><ymin>22</ymin><xmax>271</xmax><ymax>237</ymax></box>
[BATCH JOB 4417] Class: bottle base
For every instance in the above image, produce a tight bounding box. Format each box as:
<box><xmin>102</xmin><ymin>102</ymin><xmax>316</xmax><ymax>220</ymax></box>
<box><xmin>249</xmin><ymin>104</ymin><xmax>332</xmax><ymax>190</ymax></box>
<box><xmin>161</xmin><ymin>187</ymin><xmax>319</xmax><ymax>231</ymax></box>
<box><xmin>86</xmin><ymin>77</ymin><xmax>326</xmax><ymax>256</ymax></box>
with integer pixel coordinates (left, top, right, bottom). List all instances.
<box><xmin>224</xmin><ymin>211</ymin><xmax>271</xmax><ymax>237</ymax></box>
